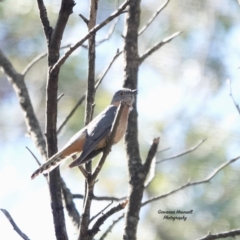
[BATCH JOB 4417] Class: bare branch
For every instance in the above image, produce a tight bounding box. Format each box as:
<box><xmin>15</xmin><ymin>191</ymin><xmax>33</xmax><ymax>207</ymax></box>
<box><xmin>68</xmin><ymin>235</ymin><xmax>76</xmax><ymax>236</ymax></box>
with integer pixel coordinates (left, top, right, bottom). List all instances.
<box><xmin>95</xmin><ymin>49</ymin><xmax>123</xmax><ymax>89</ymax></box>
<box><xmin>22</xmin><ymin>44</ymin><xmax>71</xmax><ymax>76</ymax></box>
<box><xmin>57</xmin><ymin>95</ymin><xmax>85</xmax><ymax>134</ymax></box>
<box><xmin>157</xmin><ymin>139</ymin><xmax>206</xmax><ymax>164</ymax></box>
<box><xmin>138</xmin><ymin>0</ymin><xmax>170</xmax><ymax>35</ymax></box>
<box><xmin>143</xmin><ymin>137</ymin><xmax>160</xmax><ymax>174</ymax></box>
<box><xmin>227</xmin><ymin>79</ymin><xmax>240</xmax><ymax>115</ymax></box>
<box><xmin>26</xmin><ymin>146</ymin><xmax>42</xmax><ymax>166</ymax></box>
<box><xmin>36</xmin><ymin>0</ymin><xmax>53</xmax><ymax>42</ymax></box>
<box><xmin>142</xmin><ymin>155</ymin><xmax>240</xmax><ymax>206</ymax></box>
<box><xmin>197</xmin><ymin>229</ymin><xmax>240</xmax><ymax>240</ymax></box>
<box><xmin>89</xmin><ymin>201</ymin><xmax>113</xmax><ymax>223</ymax></box>
<box><xmin>96</xmin><ymin>18</ymin><xmax>119</xmax><ymax>46</ymax></box>
<box><xmin>51</xmin><ymin>0</ymin><xmax>130</xmax><ymax>72</ymax></box>
<box><xmin>88</xmin><ymin>200</ymin><xmax>128</xmax><ymax>238</ymax></box>
<box><xmin>139</xmin><ymin>31</ymin><xmax>181</xmax><ymax>64</ymax></box>
<box><xmin>57</xmin><ymin>93</ymin><xmax>65</xmax><ymax>102</ymax></box>
<box><xmin>99</xmin><ymin>214</ymin><xmax>124</xmax><ymax>240</ymax></box>
<box><xmin>72</xmin><ymin>194</ymin><xmax>126</xmax><ymax>202</ymax></box>
<box><xmin>79</xmin><ymin>14</ymin><xmax>89</xmax><ymax>25</ymax></box>
<box><xmin>0</xmin><ymin>50</ymin><xmax>47</xmax><ymax>158</ymax></box>
<box><xmin>61</xmin><ymin>178</ymin><xmax>80</xmax><ymax>231</ymax></box>
<box><xmin>0</xmin><ymin>209</ymin><xmax>30</xmax><ymax>240</ymax></box>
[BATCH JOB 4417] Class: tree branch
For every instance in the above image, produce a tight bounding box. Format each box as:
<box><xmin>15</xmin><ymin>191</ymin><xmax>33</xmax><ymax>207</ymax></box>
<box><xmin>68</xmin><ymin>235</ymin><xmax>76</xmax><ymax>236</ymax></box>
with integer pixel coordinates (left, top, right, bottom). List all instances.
<box><xmin>89</xmin><ymin>201</ymin><xmax>113</xmax><ymax>223</ymax></box>
<box><xmin>227</xmin><ymin>79</ymin><xmax>240</xmax><ymax>115</ymax></box>
<box><xmin>143</xmin><ymin>137</ymin><xmax>160</xmax><ymax>174</ymax></box>
<box><xmin>0</xmin><ymin>50</ymin><xmax>47</xmax><ymax>158</ymax></box>
<box><xmin>95</xmin><ymin>49</ymin><xmax>122</xmax><ymax>89</ymax></box>
<box><xmin>51</xmin><ymin>0</ymin><xmax>130</xmax><ymax>72</ymax></box>
<box><xmin>138</xmin><ymin>31</ymin><xmax>180</xmax><ymax>64</ymax></box>
<box><xmin>61</xmin><ymin>178</ymin><xmax>80</xmax><ymax>231</ymax></box>
<box><xmin>37</xmin><ymin>0</ymin><xmax>53</xmax><ymax>42</ymax></box>
<box><xmin>0</xmin><ymin>209</ymin><xmax>30</xmax><ymax>240</ymax></box>
<box><xmin>72</xmin><ymin>194</ymin><xmax>126</xmax><ymax>202</ymax></box>
<box><xmin>39</xmin><ymin>1</ymin><xmax>75</xmax><ymax>239</ymax></box>
<box><xmin>88</xmin><ymin>200</ymin><xmax>128</xmax><ymax>239</ymax></box>
<box><xmin>138</xmin><ymin>0</ymin><xmax>170</xmax><ymax>35</ymax></box>
<box><xmin>99</xmin><ymin>214</ymin><xmax>124</xmax><ymax>240</ymax></box>
<box><xmin>197</xmin><ymin>229</ymin><xmax>240</xmax><ymax>240</ymax></box>
<box><xmin>142</xmin><ymin>155</ymin><xmax>240</xmax><ymax>207</ymax></box>
<box><xmin>157</xmin><ymin>139</ymin><xmax>206</xmax><ymax>164</ymax></box>
<box><xmin>22</xmin><ymin>44</ymin><xmax>71</xmax><ymax>76</ymax></box>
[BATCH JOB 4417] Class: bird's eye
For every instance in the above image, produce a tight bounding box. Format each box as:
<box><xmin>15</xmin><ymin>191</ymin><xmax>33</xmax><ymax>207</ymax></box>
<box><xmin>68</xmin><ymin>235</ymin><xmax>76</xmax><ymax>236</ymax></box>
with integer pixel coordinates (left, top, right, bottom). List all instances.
<box><xmin>120</xmin><ymin>92</ymin><xmax>124</xmax><ymax>95</ymax></box>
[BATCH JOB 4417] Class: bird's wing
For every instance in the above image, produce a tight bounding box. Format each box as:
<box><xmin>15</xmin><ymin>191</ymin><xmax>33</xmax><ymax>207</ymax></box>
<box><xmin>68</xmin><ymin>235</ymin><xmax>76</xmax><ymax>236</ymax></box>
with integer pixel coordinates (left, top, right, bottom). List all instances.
<box><xmin>69</xmin><ymin>105</ymin><xmax>117</xmax><ymax>167</ymax></box>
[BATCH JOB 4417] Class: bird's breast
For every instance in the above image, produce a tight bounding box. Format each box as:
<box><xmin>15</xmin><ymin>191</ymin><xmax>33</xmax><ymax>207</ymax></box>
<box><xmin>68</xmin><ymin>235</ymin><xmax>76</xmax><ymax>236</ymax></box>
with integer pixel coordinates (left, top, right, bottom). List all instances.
<box><xmin>114</xmin><ymin>105</ymin><xmax>131</xmax><ymax>143</ymax></box>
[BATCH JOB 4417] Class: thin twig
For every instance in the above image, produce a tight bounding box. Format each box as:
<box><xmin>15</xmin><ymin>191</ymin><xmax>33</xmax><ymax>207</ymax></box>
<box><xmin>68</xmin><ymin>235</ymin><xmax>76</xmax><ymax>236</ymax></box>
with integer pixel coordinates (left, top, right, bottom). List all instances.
<box><xmin>57</xmin><ymin>93</ymin><xmax>64</xmax><ymax>102</ymax></box>
<box><xmin>139</xmin><ymin>31</ymin><xmax>181</xmax><ymax>64</ymax></box>
<box><xmin>22</xmin><ymin>44</ymin><xmax>71</xmax><ymax>76</ymax></box>
<box><xmin>142</xmin><ymin>155</ymin><xmax>240</xmax><ymax>206</ymax></box>
<box><xmin>61</xmin><ymin>178</ymin><xmax>80</xmax><ymax>231</ymax></box>
<box><xmin>197</xmin><ymin>229</ymin><xmax>240</xmax><ymax>240</ymax></box>
<box><xmin>99</xmin><ymin>214</ymin><xmax>124</xmax><ymax>240</ymax></box>
<box><xmin>57</xmin><ymin>95</ymin><xmax>85</xmax><ymax>134</ymax></box>
<box><xmin>0</xmin><ymin>209</ymin><xmax>30</xmax><ymax>240</ymax></box>
<box><xmin>89</xmin><ymin>201</ymin><xmax>113</xmax><ymax>223</ymax></box>
<box><xmin>72</xmin><ymin>194</ymin><xmax>126</xmax><ymax>202</ymax></box>
<box><xmin>96</xmin><ymin>18</ymin><xmax>119</xmax><ymax>46</ymax></box>
<box><xmin>157</xmin><ymin>147</ymin><xmax>171</xmax><ymax>153</ymax></box>
<box><xmin>95</xmin><ymin>49</ymin><xmax>122</xmax><ymax>89</ymax></box>
<box><xmin>157</xmin><ymin>139</ymin><xmax>206</xmax><ymax>164</ymax></box>
<box><xmin>79</xmin><ymin>14</ymin><xmax>89</xmax><ymax>25</ymax></box>
<box><xmin>88</xmin><ymin>200</ymin><xmax>128</xmax><ymax>238</ymax></box>
<box><xmin>26</xmin><ymin>146</ymin><xmax>42</xmax><ymax>166</ymax></box>
<box><xmin>138</xmin><ymin>0</ymin><xmax>170</xmax><ymax>35</ymax></box>
<box><xmin>51</xmin><ymin>0</ymin><xmax>130</xmax><ymax>72</ymax></box>
<box><xmin>227</xmin><ymin>79</ymin><xmax>240</xmax><ymax>115</ymax></box>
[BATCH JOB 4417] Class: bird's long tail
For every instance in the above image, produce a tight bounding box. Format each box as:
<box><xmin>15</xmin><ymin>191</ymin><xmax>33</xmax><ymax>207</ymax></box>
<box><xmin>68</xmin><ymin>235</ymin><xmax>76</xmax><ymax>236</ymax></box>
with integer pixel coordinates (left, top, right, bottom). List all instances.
<box><xmin>31</xmin><ymin>152</ymin><xmax>66</xmax><ymax>180</ymax></box>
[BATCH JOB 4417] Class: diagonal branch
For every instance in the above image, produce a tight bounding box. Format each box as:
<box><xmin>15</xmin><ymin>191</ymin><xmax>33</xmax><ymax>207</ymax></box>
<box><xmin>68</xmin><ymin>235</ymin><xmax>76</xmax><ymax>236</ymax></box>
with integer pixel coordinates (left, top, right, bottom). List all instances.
<box><xmin>61</xmin><ymin>178</ymin><xmax>80</xmax><ymax>231</ymax></box>
<box><xmin>0</xmin><ymin>50</ymin><xmax>47</xmax><ymax>158</ymax></box>
<box><xmin>89</xmin><ymin>201</ymin><xmax>113</xmax><ymax>223</ymax></box>
<box><xmin>94</xmin><ymin>49</ymin><xmax>122</xmax><ymax>89</ymax></box>
<box><xmin>197</xmin><ymin>229</ymin><xmax>240</xmax><ymax>240</ymax></box>
<box><xmin>157</xmin><ymin>139</ymin><xmax>206</xmax><ymax>164</ymax></box>
<box><xmin>99</xmin><ymin>214</ymin><xmax>124</xmax><ymax>240</ymax></box>
<box><xmin>22</xmin><ymin>44</ymin><xmax>71</xmax><ymax>76</ymax></box>
<box><xmin>72</xmin><ymin>193</ymin><xmax>126</xmax><ymax>202</ymax></box>
<box><xmin>227</xmin><ymin>79</ymin><xmax>240</xmax><ymax>115</ymax></box>
<box><xmin>139</xmin><ymin>31</ymin><xmax>181</xmax><ymax>65</ymax></box>
<box><xmin>138</xmin><ymin>0</ymin><xmax>170</xmax><ymax>35</ymax></box>
<box><xmin>142</xmin><ymin>155</ymin><xmax>240</xmax><ymax>207</ymax></box>
<box><xmin>88</xmin><ymin>200</ymin><xmax>128</xmax><ymax>239</ymax></box>
<box><xmin>51</xmin><ymin>0</ymin><xmax>130</xmax><ymax>72</ymax></box>
<box><xmin>0</xmin><ymin>209</ymin><xmax>30</xmax><ymax>240</ymax></box>
<box><xmin>143</xmin><ymin>137</ymin><xmax>160</xmax><ymax>174</ymax></box>
<box><xmin>37</xmin><ymin>0</ymin><xmax>53</xmax><ymax>42</ymax></box>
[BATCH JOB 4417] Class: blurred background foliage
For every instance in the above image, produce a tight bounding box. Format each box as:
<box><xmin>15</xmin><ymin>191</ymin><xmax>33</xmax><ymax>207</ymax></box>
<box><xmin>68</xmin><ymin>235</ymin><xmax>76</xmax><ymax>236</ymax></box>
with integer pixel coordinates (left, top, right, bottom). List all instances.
<box><xmin>1</xmin><ymin>0</ymin><xmax>240</xmax><ymax>239</ymax></box>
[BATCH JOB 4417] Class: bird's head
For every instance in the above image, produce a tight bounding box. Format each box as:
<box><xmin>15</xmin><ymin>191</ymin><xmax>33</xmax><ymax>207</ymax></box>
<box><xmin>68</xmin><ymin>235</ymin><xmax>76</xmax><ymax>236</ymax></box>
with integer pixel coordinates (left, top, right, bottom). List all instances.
<box><xmin>111</xmin><ymin>88</ymin><xmax>137</xmax><ymax>107</ymax></box>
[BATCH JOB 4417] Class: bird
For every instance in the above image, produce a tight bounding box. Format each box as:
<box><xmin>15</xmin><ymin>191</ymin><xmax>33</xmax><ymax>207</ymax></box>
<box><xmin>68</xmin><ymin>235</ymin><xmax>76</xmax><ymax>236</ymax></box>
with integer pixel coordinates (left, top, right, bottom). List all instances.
<box><xmin>31</xmin><ymin>88</ymin><xmax>137</xmax><ymax>179</ymax></box>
